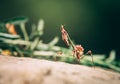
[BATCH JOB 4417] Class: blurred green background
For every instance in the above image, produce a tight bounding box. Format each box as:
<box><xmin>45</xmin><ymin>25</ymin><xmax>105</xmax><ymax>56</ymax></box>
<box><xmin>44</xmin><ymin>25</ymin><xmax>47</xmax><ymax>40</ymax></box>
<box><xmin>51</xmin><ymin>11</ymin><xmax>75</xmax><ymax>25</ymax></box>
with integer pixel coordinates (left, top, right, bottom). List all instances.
<box><xmin>0</xmin><ymin>0</ymin><xmax>120</xmax><ymax>56</ymax></box>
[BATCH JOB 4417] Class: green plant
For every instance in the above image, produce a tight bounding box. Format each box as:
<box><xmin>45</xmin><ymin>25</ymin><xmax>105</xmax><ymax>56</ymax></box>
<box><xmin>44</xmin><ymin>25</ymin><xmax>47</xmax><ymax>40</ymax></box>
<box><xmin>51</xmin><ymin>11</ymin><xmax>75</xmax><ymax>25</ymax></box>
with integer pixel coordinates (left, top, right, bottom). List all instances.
<box><xmin>0</xmin><ymin>17</ymin><xmax>120</xmax><ymax>73</ymax></box>
<box><xmin>0</xmin><ymin>16</ymin><xmax>59</xmax><ymax>57</ymax></box>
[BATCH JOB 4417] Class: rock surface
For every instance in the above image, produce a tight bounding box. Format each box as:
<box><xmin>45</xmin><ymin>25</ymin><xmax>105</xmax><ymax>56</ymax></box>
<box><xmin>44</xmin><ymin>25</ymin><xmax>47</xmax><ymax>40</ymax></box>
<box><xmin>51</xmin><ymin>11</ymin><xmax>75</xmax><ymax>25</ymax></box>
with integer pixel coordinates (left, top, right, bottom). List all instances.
<box><xmin>0</xmin><ymin>55</ymin><xmax>120</xmax><ymax>84</ymax></box>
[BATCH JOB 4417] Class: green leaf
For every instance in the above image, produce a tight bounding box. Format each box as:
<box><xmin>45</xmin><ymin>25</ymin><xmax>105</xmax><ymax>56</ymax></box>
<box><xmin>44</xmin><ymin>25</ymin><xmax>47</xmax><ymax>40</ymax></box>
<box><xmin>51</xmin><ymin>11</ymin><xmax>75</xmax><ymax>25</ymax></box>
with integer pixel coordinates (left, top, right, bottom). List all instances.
<box><xmin>0</xmin><ymin>22</ymin><xmax>7</xmax><ymax>32</ymax></box>
<box><xmin>105</xmin><ymin>50</ymin><xmax>116</xmax><ymax>64</ymax></box>
<box><xmin>37</xmin><ymin>19</ymin><xmax>44</xmax><ymax>35</ymax></box>
<box><xmin>30</xmin><ymin>37</ymin><xmax>40</xmax><ymax>51</ymax></box>
<box><xmin>4</xmin><ymin>16</ymin><xmax>28</xmax><ymax>25</ymax></box>
<box><xmin>48</xmin><ymin>37</ymin><xmax>59</xmax><ymax>46</ymax></box>
<box><xmin>0</xmin><ymin>33</ymin><xmax>20</xmax><ymax>39</ymax></box>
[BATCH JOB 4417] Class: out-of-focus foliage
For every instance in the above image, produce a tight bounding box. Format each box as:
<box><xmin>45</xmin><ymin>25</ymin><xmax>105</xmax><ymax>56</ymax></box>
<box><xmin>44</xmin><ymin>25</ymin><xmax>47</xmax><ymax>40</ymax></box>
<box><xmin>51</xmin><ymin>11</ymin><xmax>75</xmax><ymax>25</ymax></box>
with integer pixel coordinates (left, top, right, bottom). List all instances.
<box><xmin>0</xmin><ymin>0</ymin><xmax>120</xmax><ymax>57</ymax></box>
<box><xmin>0</xmin><ymin>17</ymin><xmax>120</xmax><ymax>73</ymax></box>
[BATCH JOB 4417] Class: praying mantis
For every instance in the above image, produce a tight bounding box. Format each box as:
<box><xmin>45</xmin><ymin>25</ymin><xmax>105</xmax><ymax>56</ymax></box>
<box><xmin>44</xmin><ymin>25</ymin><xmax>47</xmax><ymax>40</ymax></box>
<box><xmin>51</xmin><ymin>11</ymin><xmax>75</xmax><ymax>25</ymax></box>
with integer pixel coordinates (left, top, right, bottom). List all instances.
<box><xmin>60</xmin><ymin>25</ymin><xmax>95</xmax><ymax>68</ymax></box>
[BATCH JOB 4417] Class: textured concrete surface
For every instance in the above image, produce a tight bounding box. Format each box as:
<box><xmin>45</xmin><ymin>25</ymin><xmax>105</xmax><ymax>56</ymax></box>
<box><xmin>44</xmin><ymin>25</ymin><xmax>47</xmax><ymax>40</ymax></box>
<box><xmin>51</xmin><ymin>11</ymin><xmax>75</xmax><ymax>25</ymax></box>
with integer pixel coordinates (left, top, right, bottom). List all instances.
<box><xmin>0</xmin><ymin>55</ymin><xmax>120</xmax><ymax>84</ymax></box>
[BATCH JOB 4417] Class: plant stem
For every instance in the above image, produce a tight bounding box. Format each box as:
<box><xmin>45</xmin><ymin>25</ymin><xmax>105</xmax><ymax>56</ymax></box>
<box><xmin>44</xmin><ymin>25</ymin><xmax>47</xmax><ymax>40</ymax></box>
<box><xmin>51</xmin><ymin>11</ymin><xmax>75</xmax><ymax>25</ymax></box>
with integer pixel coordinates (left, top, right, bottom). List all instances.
<box><xmin>20</xmin><ymin>23</ymin><xmax>29</xmax><ymax>49</ymax></box>
<box><xmin>20</xmin><ymin>23</ymin><xmax>29</xmax><ymax>41</ymax></box>
<box><xmin>14</xmin><ymin>46</ymin><xmax>24</xmax><ymax>57</ymax></box>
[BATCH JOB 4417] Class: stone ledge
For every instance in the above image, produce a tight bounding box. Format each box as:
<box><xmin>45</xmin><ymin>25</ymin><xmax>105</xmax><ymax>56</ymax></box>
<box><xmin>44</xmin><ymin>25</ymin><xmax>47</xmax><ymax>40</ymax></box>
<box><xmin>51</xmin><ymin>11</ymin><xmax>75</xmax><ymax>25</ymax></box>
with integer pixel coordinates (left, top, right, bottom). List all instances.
<box><xmin>0</xmin><ymin>55</ymin><xmax>120</xmax><ymax>84</ymax></box>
